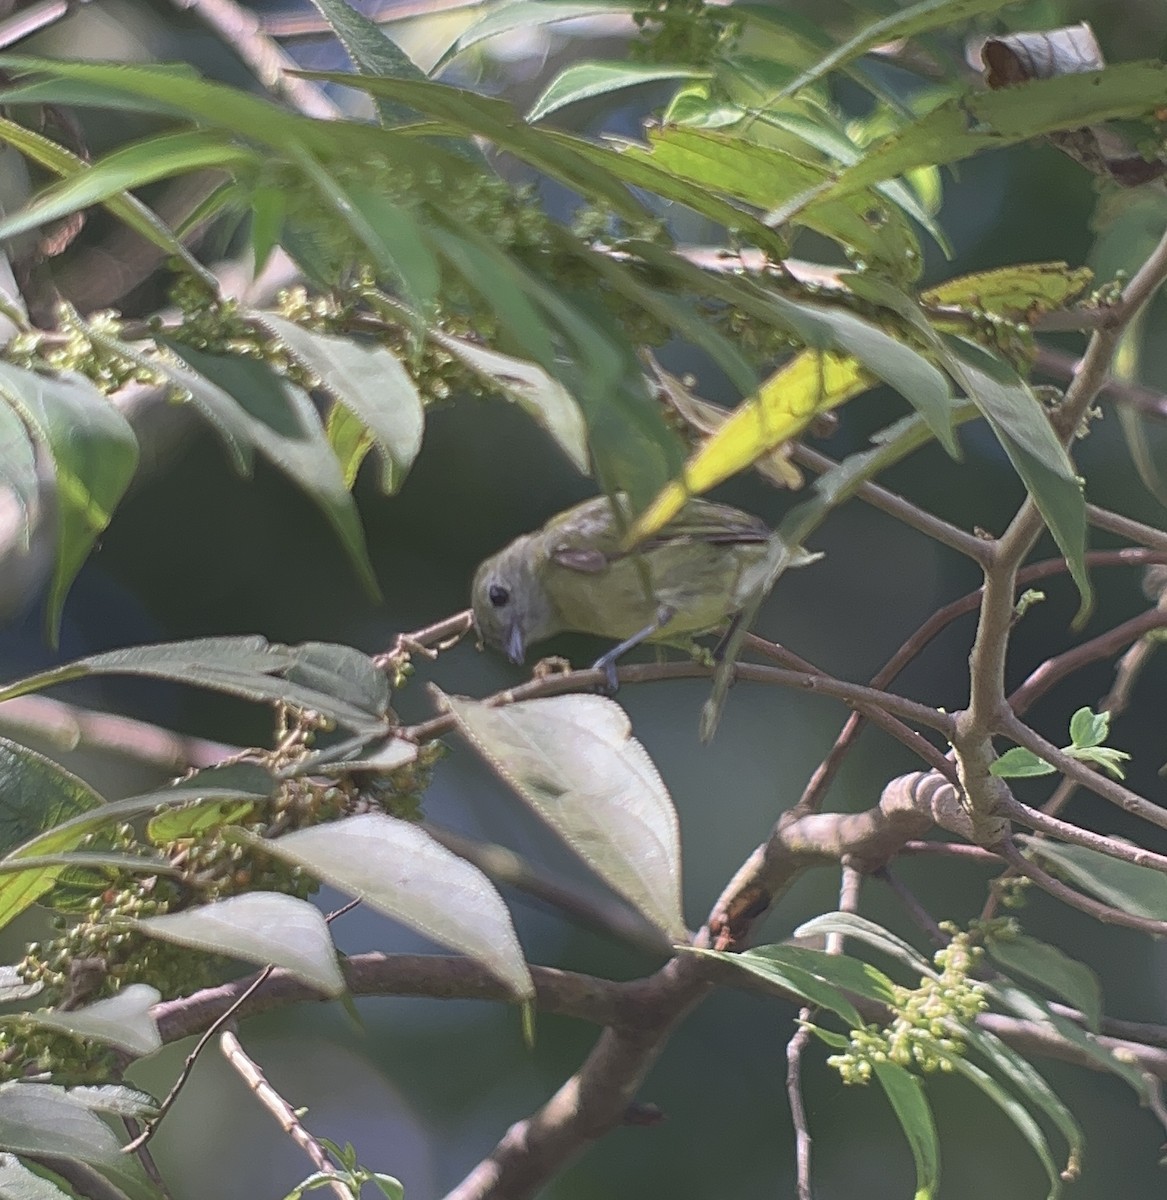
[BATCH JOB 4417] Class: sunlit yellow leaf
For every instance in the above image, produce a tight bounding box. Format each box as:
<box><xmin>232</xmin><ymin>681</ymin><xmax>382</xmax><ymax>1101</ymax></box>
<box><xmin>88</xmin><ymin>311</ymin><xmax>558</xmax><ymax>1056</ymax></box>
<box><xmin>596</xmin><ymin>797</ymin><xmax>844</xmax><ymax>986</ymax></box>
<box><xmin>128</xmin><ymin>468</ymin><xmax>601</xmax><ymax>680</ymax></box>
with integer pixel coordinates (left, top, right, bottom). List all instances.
<box><xmin>628</xmin><ymin>351</ymin><xmax>870</xmax><ymax>541</ymax></box>
<box><xmin>922</xmin><ymin>262</ymin><xmax>1093</xmax><ymax>325</ymax></box>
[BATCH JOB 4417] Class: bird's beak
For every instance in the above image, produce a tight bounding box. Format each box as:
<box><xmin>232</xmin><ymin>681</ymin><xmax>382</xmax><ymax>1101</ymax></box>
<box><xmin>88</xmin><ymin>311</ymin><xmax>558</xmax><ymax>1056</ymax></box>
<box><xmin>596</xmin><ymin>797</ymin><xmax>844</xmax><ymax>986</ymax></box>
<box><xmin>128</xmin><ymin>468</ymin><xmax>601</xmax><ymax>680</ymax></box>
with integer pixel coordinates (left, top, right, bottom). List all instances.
<box><xmin>504</xmin><ymin>622</ymin><xmax>526</xmax><ymax>665</ymax></box>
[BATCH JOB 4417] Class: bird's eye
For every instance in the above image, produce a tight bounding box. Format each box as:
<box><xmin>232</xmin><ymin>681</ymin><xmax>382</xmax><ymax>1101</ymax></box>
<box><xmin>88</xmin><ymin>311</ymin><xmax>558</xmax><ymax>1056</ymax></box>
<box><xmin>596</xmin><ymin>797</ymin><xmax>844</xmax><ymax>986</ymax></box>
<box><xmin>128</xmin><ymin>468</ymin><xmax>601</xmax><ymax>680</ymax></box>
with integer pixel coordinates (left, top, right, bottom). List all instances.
<box><xmin>488</xmin><ymin>584</ymin><xmax>510</xmax><ymax>608</ymax></box>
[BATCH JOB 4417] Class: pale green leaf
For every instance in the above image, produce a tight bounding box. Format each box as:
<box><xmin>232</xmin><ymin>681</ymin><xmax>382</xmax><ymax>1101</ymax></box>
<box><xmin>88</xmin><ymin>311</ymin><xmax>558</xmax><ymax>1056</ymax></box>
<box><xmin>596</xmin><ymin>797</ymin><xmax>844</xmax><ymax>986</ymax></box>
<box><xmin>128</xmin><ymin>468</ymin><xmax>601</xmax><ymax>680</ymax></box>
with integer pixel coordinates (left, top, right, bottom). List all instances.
<box><xmin>446</xmin><ymin>693</ymin><xmax>686</xmax><ymax>941</ymax></box>
<box><xmin>25</xmin><ymin>985</ymin><xmax>161</xmax><ymax>1056</ymax></box>
<box><xmin>248</xmin><ymin>813</ymin><xmax>533</xmax><ymax>999</ymax></box>
<box><xmin>135</xmin><ymin>893</ymin><xmax>345</xmax><ymax>997</ymax></box>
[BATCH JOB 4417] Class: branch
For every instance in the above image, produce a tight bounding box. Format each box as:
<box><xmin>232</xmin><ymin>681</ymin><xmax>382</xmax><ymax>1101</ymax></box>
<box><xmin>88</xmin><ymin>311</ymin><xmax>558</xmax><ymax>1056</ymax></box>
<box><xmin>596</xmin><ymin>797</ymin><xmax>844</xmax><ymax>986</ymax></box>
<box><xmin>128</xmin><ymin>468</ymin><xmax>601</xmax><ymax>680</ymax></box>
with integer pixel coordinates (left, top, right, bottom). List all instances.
<box><xmin>153</xmin><ymin>955</ymin><xmax>638</xmax><ymax>1043</ymax></box>
<box><xmin>793</xmin><ymin>547</ymin><xmax>1164</xmax><ymax>816</ymax></box>
<box><xmin>220</xmin><ymin>1029</ymin><xmax>351</xmax><ymax>1200</ymax></box>
<box><xmin>958</xmin><ymin>223</ymin><xmax>1167</xmax><ymax>829</ymax></box>
<box><xmin>996</xmin><ymin>710</ymin><xmax>1167</xmax><ymax>832</ymax></box>
<box><xmin>443</xmin><ymin>954</ymin><xmax>710</xmax><ymax>1200</ymax></box>
<box><xmin>407</xmin><ymin>658</ymin><xmax>955</xmax><ymax>748</ymax></box>
<box><xmin>995</xmin><ymin>839</ymin><xmax>1167</xmax><ymax>935</ymax></box>
<box><xmin>998</xmin><ymin>793</ymin><xmax>1167</xmax><ymax>874</ymax></box>
<box><xmin>0</xmin><ymin>693</ymin><xmax>233</xmax><ymax>772</ymax></box>
<box><xmin>1007</xmin><ymin>606</ymin><xmax>1167</xmax><ymax>714</ymax></box>
<box><xmin>165</xmin><ymin>0</ymin><xmax>340</xmax><ymax>118</ymax></box>
<box><xmin>789</xmin><ymin>442</ymin><xmax>992</xmax><ymax>563</ymax></box>
<box><xmin>1036</xmin><ymin>346</ymin><xmax>1167</xmax><ymax>420</ymax></box>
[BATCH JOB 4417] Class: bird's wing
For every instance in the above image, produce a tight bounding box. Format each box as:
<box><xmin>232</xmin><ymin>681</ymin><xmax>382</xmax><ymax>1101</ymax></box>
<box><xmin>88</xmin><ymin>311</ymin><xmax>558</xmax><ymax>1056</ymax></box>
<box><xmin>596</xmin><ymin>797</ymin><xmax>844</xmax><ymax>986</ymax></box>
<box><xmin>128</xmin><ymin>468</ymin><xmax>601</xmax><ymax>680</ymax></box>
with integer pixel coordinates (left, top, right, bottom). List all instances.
<box><xmin>546</xmin><ymin>496</ymin><xmax>769</xmax><ymax>574</ymax></box>
<box><xmin>640</xmin><ymin>499</ymin><xmax>770</xmax><ymax>549</ymax></box>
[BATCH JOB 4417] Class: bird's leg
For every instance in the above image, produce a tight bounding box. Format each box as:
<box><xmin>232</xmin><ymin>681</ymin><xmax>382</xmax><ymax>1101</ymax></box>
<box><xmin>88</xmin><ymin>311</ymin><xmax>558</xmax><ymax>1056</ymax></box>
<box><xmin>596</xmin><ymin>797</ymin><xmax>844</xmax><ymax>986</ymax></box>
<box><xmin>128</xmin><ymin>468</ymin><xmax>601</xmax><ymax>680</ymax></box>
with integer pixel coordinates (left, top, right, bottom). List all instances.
<box><xmin>711</xmin><ymin>611</ymin><xmax>744</xmax><ymax>662</ymax></box>
<box><xmin>591</xmin><ymin>605</ymin><xmax>675</xmax><ymax>693</ymax></box>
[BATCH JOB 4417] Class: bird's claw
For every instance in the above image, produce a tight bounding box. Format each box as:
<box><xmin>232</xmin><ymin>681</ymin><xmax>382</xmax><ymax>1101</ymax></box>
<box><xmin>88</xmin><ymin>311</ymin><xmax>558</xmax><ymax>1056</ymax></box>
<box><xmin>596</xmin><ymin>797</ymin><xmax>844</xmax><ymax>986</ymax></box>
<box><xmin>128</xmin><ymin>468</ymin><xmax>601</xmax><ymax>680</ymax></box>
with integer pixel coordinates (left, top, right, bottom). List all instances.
<box><xmin>590</xmin><ymin>651</ymin><xmax>621</xmax><ymax>695</ymax></box>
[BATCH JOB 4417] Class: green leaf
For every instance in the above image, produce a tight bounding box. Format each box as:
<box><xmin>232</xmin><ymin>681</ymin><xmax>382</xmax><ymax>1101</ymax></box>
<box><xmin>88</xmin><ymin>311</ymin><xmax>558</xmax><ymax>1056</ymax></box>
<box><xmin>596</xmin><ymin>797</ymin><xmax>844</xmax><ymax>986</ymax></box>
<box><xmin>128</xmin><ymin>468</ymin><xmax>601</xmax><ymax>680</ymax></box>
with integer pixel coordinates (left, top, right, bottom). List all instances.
<box><xmin>781</xmin><ymin>0</ymin><xmax>1021</xmax><ymax>96</ymax></box>
<box><xmin>292</xmin><ymin>152</ymin><xmax>440</xmax><ymax>317</ymax></box>
<box><xmin>0</xmin><ymin>637</ymin><xmax>388</xmax><ymax>731</ymax></box>
<box><xmin>306</xmin><ymin>0</ymin><xmax>428</xmax><ymax>125</ymax></box>
<box><xmin>936</xmin><ymin>1048</ymin><xmax>1062</xmax><ymax>1200</ymax></box>
<box><xmin>342</xmin><ymin>185</ymin><xmax>442</xmax><ymax>317</ymax></box>
<box><xmin>814</xmin><ymin>62</ymin><xmax>1167</xmax><ymax>202</ymax></box>
<box><xmin>0</xmin><ymin>1082</ymin><xmax>157</xmax><ymax>1200</ymax></box>
<box><xmin>0</xmin><ymin>129</ymin><xmax>255</xmax><ymax>243</ymax></box>
<box><xmin>629</xmin><ymin>125</ymin><xmax>918</xmax><ymax>278</ymax></box>
<box><xmin>0</xmin><ymin>390</ymin><xmax>39</xmax><ymax>554</ymax></box>
<box><xmin>0</xmin><ymin>364</ymin><xmax>138</xmax><ymax>643</ymax></box>
<box><xmin>708</xmin><ymin>949</ymin><xmax>864</xmax><ymax>1027</ymax></box>
<box><xmin>922</xmin><ymin>263</ymin><xmax>1093</xmax><ymax>324</ymax></box>
<box><xmin>793</xmin><ymin>912</ymin><xmax>935</xmax><ymax>975</ymax></box>
<box><xmin>526</xmin><ymin>282</ymin><xmax>684</xmax><ymax>509</ymax></box>
<box><xmin>253</xmin><ymin>313</ymin><xmax>425</xmax><ymax>494</ymax></box>
<box><xmin>246</xmin><ymin>813</ymin><xmax>534</xmax><ymax>1000</ymax></box>
<box><xmin>766</xmin><ymin>294</ymin><xmax>956</xmax><ymax>454</ymax></box>
<box><xmin>1067</xmin><ymin>744</ymin><xmax>1130</xmax><ymax>780</ymax></box>
<box><xmin>135</xmin><ymin>893</ymin><xmax>345</xmax><ymax>996</ymax></box>
<box><xmin>1068</xmin><ymin>707</ymin><xmax>1108</xmax><ymax>749</ymax></box>
<box><xmin>946</xmin><ymin>338</ymin><xmax>1089</xmax><ymax>620</ymax></box>
<box><xmin>325</xmin><ymin>402</ymin><xmax>373</xmax><ymax>490</ymax></box>
<box><xmin>428</xmin><ymin>329</ymin><xmax>589</xmax><ymax>473</ymax></box>
<box><xmin>301</xmin><ymin>70</ymin><xmax>652</xmax><ymax>221</ymax></box>
<box><xmin>0</xmin><ymin>764</ymin><xmax>272</xmax><ymax>930</ymax></box>
<box><xmin>0</xmin><ymin>1152</ymin><xmax>77</xmax><ymax>1198</ymax></box>
<box><xmin>0</xmin><ymin>113</ymin><xmax>215</xmax><ymax>286</ymax></box>
<box><xmin>541</xmin><ymin>129</ymin><xmax>788</xmax><ymax>256</ymax></box>
<box><xmin>1016</xmin><ymin>837</ymin><xmax>1167</xmax><ymax>922</ymax></box>
<box><xmin>0</xmin><ymin>738</ymin><xmax>104</xmax><ymax>855</ymax></box>
<box><xmin>963</xmin><ymin>1024</ymin><xmax>1083</xmax><ymax>1181</ymax></box>
<box><xmin>990</xmin><ymin>746</ymin><xmax>1056</xmax><ymax>778</ymax></box>
<box><xmin>992</xmin><ymin>981</ymin><xmax>1151</xmax><ymax>1100</ymax></box>
<box><xmin>702</xmin><ymin>943</ymin><xmax>899</xmax><ymax>1028</ymax></box>
<box><xmin>433</xmin><ymin>225</ymin><xmax>557</xmax><ymax>372</ymax></box>
<box><xmin>986</xmin><ymin>932</ymin><xmax>1103</xmax><ymax>1030</ymax></box>
<box><xmin>64</xmin><ymin>1084</ymin><xmax>158</xmax><ymax>1119</ymax></box>
<box><xmin>23</xmin><ymin>984</ymin><xmax>162</xmax><ymax>1057</ymax></box>
<box><xmin>528</xmin><ymin>62</ymin><xmax>711</xmax><ymax>123</ymax></box>
<box><xmin>248</xmin><ymin>183</ymin><xmax>285</xmax><ymax>275</ymax></box>
<box><xmin>446</xmin><ymin>692</ymin><xmax>686</xmax><ymax>942</ymax></box>
<box><xmin>156</xmin><ymin>344</ymin><xmax>380</xmax><ymax>600</ymax></box>
<box><xmin>146</xmin><ymin>798</ymin><xmax>255</xmax><ymax>843</ymax></box>
<box><xmin>433</xmin><ymin>1</ymin><xmax>639</xmax><ymax>70</ymax></box>
<box><xmin>873</xmin><ymin>1061</ymin><xmax>940</xmax><ymax>1200</ymax></box>
<box><xmin>752</xmin><ymin>944</ymin><xmax>901</xmax><ymax>1005</ymax></box>
<box><xmin>284</xmin><ymin>641</ymin><xmax>391</xmax><ymax>718</ymax></box>
<box><xmin>0</xmin><ymin>739</ymin><xmax>103</xmax><ymax>923</ymax></box>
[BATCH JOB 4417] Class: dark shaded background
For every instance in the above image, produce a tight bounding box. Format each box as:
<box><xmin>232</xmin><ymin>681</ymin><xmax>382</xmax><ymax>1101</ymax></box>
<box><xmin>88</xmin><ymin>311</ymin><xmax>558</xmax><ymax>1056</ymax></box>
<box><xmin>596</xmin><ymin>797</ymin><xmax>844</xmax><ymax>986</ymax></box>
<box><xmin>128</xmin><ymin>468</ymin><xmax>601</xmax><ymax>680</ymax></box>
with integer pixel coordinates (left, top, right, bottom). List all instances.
<box><xmin>2</xmin><ymin>0</ymin><xmax>1167</xmax><ymax>1196</ymax></box>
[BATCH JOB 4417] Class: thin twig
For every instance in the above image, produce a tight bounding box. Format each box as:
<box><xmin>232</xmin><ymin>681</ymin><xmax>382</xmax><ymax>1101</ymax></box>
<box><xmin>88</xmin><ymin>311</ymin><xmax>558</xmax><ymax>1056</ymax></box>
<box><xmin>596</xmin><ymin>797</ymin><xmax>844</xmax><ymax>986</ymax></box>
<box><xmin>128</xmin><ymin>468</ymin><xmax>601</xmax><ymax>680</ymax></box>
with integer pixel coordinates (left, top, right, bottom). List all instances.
<box><xmin>0</xmin><ymin>693</ymin><xmax>234</xmax><ymax>772</ymax></box>
<box><xmin>406</xmin><ymin>658</ymin><xmax>956</xmax><ymax>749</ymax></box>
<box><xmin>125</xmin><ymin>969</ymin><xmax>274</xmax><ymax>1154</ymax></box>
<box><xmin>1085</xmin><ymin>505</ymin><xmax>1167</xmax><ymax>554</ymax></box>
<box><xmin>1035</xmin><ymin>346</ymin><xmax>1167</xmax><ymax>419</ymax></box>
<box><xmin>1007</xmin><ymin>606</ymin><xmax>1167</xmax><ymax>714</ymax></box>
<box><xmin>794</xmin><ymin>548</ymin><xmax>1166</xmax><ymax>815</ymax></box>
<box><xmin>998</xmin><ymin>793</ymin><xmax>1167</xmax><ymax>873</ymax></box>
<box><xmin>787</xmin><ymin>864</ymin><xmax>862</xmax><ymax>1199</ymax></box>
<box><xmin>790</xmin><ymin>442</ymin><xmax>992</xmax><ymax>563</ymax></box>
<box><xmin>877</xmin><ymin>867</ymin><xmax>948</xmax><ymax>944</ymax></box>
<box><xmin>995</xmin><ymin>839</ymin><xmax>1167</xmax><ymax>935</ymax></box>
<box><xmin>220</xmin><ymin>1028</ymin><xmax>351</xmax><ymax>1200</ymax></box>
<box><xmin>996</xmin><ymin>711</ymin><xmax>1167</xmax><ymax>832</ymax></box>
<box><xmin>786</xmin><ymin>1019</ymin><xmax>815</xmax><ymax>1200</ymax></box>
<box><xmin>0</xmin><ymin>0</ymin><xmax>88</xmax><ymax>48</ymax></box>
<box><xmin>166</xmin><ymin>0</ymin><xmax>341</xmax><ymax>118</ymax></box>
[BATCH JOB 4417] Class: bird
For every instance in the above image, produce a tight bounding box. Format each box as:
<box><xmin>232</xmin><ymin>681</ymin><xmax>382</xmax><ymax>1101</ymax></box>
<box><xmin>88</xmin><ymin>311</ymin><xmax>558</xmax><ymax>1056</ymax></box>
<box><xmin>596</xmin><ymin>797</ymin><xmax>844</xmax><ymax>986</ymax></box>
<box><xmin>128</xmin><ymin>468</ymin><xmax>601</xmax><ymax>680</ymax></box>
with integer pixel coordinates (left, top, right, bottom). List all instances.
<box><xmin>471</xmin><ymin>494</ymin><xmax>782</xmax><ymax>689</ymax></box>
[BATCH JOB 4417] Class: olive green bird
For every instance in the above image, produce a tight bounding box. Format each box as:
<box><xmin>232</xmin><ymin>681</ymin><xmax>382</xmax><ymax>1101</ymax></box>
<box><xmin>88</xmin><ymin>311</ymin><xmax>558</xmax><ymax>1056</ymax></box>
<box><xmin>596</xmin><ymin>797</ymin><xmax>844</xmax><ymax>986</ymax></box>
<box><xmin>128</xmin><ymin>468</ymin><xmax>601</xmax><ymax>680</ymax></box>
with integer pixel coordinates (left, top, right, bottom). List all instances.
<box><xmin>471</xmin><ymin>494</ymin><xmax>785</xmax><ymax>688</ymax></box>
